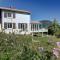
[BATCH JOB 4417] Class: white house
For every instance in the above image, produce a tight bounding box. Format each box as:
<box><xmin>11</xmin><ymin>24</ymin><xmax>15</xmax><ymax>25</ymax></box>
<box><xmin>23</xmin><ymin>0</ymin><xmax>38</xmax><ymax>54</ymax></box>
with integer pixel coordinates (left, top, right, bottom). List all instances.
<box><xmin>0</xmin><ymin>7</ymin><xmax>48</xmax><ymax>34</ymax></box>
<box><xmin>0</xmin><ymin>7</ymin><xmax>31</xmax><ymax>34</ymax></box>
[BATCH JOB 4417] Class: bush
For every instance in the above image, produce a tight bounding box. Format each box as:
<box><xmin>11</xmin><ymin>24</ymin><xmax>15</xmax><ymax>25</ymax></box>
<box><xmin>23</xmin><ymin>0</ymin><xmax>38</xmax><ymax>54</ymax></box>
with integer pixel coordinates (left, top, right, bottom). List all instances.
<box><xmin>0</xmin><ymin>32</ymin><xmax>57</xmax><ymax>60</ymax></box>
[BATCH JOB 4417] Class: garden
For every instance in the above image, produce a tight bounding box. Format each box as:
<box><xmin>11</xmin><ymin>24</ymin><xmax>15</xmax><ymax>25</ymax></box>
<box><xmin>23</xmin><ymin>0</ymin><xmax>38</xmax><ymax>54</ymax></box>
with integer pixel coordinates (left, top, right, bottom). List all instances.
<box><xmin>0</xmin><ymin>32</ymin><xmax>60</xmax><ymax>60</ymax></box>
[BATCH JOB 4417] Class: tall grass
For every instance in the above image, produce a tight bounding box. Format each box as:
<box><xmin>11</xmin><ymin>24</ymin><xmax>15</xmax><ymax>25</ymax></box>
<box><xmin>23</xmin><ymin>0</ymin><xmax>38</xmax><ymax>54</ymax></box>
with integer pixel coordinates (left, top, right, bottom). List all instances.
<box><xmin>0</xmin><ymin>32</ymin><xmax>57</xmax><ymax>60</ymax></box>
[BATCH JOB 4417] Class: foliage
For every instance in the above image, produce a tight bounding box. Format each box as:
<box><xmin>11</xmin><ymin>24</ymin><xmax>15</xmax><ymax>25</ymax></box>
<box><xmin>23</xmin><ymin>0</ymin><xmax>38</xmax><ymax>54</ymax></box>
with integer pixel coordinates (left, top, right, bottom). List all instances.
<box><xmin>0</xmin><ymin>32</ymin><xmax>57</xmax><ymax>60</ymax></box>
<box><xmin>40</xmin><ymin>51</ymin><xmax>56</xmax><ymax>60</ymax></box>
<box><xmin>48</xmin><ymin>19</ymin><xmax>60</xmax><ymax>35</ymax></box>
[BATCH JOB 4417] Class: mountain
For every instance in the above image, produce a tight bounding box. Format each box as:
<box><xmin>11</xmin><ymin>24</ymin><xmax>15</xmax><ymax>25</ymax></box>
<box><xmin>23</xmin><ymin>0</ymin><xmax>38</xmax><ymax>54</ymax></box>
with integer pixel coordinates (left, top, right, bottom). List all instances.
<box><xmin>40</xmin><ymin>20</ymin><xmax>52</xmax><ymax>28</ymax></box>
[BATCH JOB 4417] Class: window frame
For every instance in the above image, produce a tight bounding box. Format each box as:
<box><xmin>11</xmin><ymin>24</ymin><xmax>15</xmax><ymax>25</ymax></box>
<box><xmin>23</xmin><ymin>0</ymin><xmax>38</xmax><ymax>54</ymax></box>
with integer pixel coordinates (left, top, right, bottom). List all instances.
<box><xmin>8</xmin><ymin>23</ymin><xmax>12</xmax><ymax>28</ymax></box>
<box><xmin>4</xmin><ymin>22</ymin><xmax>7</xmax><ymax>29</ymax></box>
<box><xmin>4</xmin><ymin>22</ymin><xmax>16</xmax><ymax>29</ymax></box>
<box><xmin>18</xmin><ymin>23</ymin><xmax>27</xmax><ymax>31</ymax></box>
<box><xmin>13</xmin><ymin>13</ymin><xmax>15</xmax><ymax>18</ymax></box>
<box><xmin>13</xmin><ymin>23</ymin><xmax>16</xmax><ymax>29</ymax></box>
<box><xmin>4</xmin><ymin>12</ymin><xmax>7</xmax><ymax>18</ymax></box>
<box><xmin>8</xmin><ymin>13</ymin><xmax>11</xmax><ymax>17</ymax></box>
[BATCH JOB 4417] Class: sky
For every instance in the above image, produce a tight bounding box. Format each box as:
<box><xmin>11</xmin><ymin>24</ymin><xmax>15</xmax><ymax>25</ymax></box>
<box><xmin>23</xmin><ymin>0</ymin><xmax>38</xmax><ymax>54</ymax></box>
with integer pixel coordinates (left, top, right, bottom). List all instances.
<box><xmin>0</xmin><ymin>0</ymin><xmax>60</xmax><ymax>21</ymax></box>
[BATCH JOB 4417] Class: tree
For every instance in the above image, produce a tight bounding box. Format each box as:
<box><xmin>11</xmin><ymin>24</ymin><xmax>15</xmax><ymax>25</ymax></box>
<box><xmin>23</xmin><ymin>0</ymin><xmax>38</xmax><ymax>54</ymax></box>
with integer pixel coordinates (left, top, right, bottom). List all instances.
<box><xmin>48</xmin><ymin>19</ymin><xmax>60</xmax><ymax>35</ymax></box>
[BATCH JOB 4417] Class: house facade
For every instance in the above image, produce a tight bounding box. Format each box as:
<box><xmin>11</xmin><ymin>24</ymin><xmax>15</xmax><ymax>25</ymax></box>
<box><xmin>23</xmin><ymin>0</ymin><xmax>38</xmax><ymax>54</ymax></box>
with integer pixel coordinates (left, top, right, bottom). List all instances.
<box><xmin>0</xmin><ymin>7</ymin><xmax>31</xmax><ymax>34</ymax></box>
<box><xmin>0</xmin><ymin>7</ymin><xmax>48</xmax><ymax>34</ymax></box>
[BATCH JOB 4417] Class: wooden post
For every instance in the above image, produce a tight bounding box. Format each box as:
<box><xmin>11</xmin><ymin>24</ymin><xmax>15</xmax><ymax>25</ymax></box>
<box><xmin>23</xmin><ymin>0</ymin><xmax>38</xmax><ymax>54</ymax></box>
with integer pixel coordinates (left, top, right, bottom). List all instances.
<box><xmin>42</xmin><ymin>32</ymin><xmax>43</xmax><ymax>37</ymax></box>
<box><xmin>32</xmin><ymin>32</ymin><xmax>33</xmax><ymax>41</ymax></box>
<box><xmin>47</xmin><ymin>31</ymin><xmax>48</xmax><ymax>36</ymax></box>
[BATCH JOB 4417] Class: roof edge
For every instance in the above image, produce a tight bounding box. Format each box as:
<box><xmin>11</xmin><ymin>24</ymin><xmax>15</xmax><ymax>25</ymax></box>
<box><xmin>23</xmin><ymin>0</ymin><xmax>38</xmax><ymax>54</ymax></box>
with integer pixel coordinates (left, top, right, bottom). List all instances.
<box><xmin>0</xmin><ymin>7</ymin><xmax>31</xmax><ymax>14</ymax></box>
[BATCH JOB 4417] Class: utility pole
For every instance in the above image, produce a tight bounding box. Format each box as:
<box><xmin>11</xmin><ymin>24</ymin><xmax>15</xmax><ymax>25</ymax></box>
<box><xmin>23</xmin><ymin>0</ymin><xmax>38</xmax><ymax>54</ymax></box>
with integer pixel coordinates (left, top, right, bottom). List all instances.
<box><xmin>9</xmin><ymin>0</ymin><xmax>15</xmax><ymax>8</ymax></box>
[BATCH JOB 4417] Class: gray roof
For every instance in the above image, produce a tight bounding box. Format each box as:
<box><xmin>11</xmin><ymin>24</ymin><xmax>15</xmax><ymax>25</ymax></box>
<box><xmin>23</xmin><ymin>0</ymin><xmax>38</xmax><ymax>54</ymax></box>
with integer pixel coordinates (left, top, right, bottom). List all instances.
<box><xmin>31</xmin><ymin>21</ymin><xmax>41</xmax><ymax>24</ymax></box>
<box><xmin>0</xmin><ymin>7</ymin><xmax>30</xmax><ymax>14</ymax></box>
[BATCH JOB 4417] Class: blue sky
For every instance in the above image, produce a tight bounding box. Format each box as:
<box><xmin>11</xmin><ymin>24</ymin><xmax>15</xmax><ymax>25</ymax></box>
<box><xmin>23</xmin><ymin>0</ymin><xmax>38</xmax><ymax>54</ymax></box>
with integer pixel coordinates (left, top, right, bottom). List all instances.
<box><xmin>0</xmin><ymin>0</ymin><xmax>60</xmax><ymax>21</ymax></box>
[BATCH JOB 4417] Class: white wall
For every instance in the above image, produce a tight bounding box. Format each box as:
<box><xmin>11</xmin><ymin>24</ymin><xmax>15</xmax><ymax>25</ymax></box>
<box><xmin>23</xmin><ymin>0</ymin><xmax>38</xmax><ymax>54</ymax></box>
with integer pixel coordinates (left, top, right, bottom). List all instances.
<box><xmin>16</xmin><ymin>13</ymin><xmax>31</xmax><ymax>34</ymax></box>
<box><xmin>31</xmin><ymin>28</ymin><xmax>48</xmax><ymax>32</ymax></box>
<box><xmin>2</xmin><ymin>10</ymin><xmax>31</xmax><ymax>34</ymax></box>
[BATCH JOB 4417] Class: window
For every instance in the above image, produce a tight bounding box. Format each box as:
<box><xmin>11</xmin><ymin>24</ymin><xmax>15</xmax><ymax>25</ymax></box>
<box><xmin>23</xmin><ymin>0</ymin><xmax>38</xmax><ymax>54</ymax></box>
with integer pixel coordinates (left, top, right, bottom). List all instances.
<box><xmin>22</xmin><ymin>24</ymin><xmax>24</xmax><ymax>31</ymax></box>
<box><xmin>18</xmin><ymin>23</ymin><xmax>20</xmax><ymax>29</ymax></box>
<box><xmin>35</xmin><ymin>24</ymin><xmax>36</xmax><ymax>30</ymax></box>
<box><xmin>4</xmin><ymin>12</ymin><xmax>11</xmax><ymax>18</ymax></box>
<box><xmin>8</xmin><ymin>23</ymin><xmax>12</xmax><ymax>28</ymax></box>
<box><xmin>13</xmin><ymin>13</ymin><xmax>15</xmax><ymax>18</ymax></box>
<box><xmin>21</xmin><ymin>24</ymin><xmax>23</xmax><ymax>29</ymax></box>
<box><xmin>18</xmin><ymin>23</ymin><xmax>27</xmax><ymax>31</ymax></box>
<box><xmin>4</xmin><ymin>23</ymin><xmax>16</xmax><ymax>29</ymax></box>
<box><xmin>37</xmin><ymin>24</ymin><xmax>38</xmax><ymax>30</ymax></box>
<box><xmin>8</xmin><ymin>13</ymin><xmax>11</xmax><ymax>17</ymax></box>
<box><xmin>4</xmin><ymin>12</ymin><xmax>15</xmax><ymax>18</ymax></box>
<box><xmin>32</xmin><ymin>24</ymin><xmax>34</xmax><ymax>30</ymax></box>
<box><xmin>4</xmin><ymin>23</ymin><xmax>7</xmax><ymax>29</ymax></box>
<box><xmin>39</xmin><ymin>24</ymin><xmax>42</xmax><ymax>29</ymax></box>
<box><xmin>13</xmin><ymin>23</ymin><xmax>16</xmax><ymax>29</ymax></box>
<box><xmin>4</xmin><ymin>13</ymin><xmax>7</xmax><ymax>18</ymax></box>
<box><xmin>25</xmin><ymin>24</ymin><xmax>27</xmax><ymax>29</ymax></box>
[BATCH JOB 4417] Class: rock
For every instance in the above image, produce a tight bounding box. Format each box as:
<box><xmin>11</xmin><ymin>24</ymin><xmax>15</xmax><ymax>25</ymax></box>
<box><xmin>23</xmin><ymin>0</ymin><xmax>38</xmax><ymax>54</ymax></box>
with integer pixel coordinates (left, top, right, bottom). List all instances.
<box><xmin>56</xmin><ymin>42</ymin><xmax>60</xmax><ymax>48</ymax></box>
<box><xmin>53</xmin><ymin>48</ymin><xmax>60</xmax><ymax>58</ymax></box>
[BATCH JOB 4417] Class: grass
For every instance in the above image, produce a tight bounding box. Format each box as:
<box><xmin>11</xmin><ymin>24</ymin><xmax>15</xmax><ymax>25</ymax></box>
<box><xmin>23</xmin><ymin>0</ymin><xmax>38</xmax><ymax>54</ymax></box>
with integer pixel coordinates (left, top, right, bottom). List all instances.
<box><xmin>0</xmin><ymin>32</ymin><xmax>60</xmax><ymax>60</ymax></box>
<box><xmin>32</xmin><ymin>36</ymin><xmax>54</xmax><ymax>51</ymax></box>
